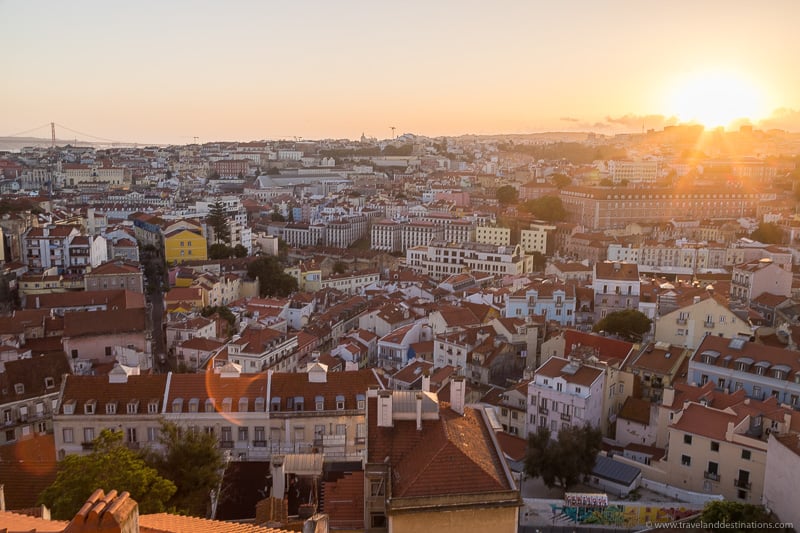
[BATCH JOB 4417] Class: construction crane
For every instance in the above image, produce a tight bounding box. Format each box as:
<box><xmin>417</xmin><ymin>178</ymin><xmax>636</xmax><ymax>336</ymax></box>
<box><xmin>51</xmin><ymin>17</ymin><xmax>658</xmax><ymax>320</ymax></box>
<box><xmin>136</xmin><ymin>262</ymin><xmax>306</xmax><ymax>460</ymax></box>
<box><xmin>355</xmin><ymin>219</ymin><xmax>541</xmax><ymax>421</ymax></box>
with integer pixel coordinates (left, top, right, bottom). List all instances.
<box><xmin>390</xmin><ymin>126</ymin><xmax>396</xmax><ymax>139</ymax></box>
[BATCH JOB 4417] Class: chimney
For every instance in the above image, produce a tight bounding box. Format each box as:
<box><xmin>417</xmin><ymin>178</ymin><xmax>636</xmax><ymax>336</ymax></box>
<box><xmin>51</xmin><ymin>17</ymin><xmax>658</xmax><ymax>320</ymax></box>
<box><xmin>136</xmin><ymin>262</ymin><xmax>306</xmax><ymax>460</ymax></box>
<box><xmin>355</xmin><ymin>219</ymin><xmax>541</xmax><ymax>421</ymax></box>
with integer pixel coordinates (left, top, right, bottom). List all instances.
<box><xmin>416</xmin><ymin>392</ymin><xmax>423</xmax><ymax>431</ymax></box>
<box><xmin>451</xmin><ymin>376</ymin><xmax>465</xmax><ymax>415</ymax></box>
<box><xmin>63</xmin><ymin>489</ymin><xmax>138</xmax><ymax>533</ymax></box>
<box><xmin>693</xmin><ymin>296</ymin><xmax>701</xmax><ymax>304</ymax></box>
<box><xmin>421</xmin><ymin>371</ymin><xmax>431</xmax><ymax>393</ymax></box>
<box><xmin>377</xmin><ymin>390</ymin><xmax>393</xmax><ymax>427</ymax></box>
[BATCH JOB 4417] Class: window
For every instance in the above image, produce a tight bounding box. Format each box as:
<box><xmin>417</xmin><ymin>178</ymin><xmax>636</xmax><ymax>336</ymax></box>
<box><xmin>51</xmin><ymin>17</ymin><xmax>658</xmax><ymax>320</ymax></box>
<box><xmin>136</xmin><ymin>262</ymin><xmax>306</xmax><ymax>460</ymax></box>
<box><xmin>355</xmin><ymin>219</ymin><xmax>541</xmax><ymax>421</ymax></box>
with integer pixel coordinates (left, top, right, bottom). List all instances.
<box><xmin>147</xmin><ymin>427</ymin><xmax>159</xmax><ymax>442</ymax></box>
<box><xmin>254</xmin><ymin>426</ymin><xmax>265</xmax><ymax>442</ymax></box>
<box><xmin>575</xmin><ymin>387</ymin><xmax>581</xmax><ymax>394</ymax></box>
<box><xmin>127</xmin><ymin>401</ymin><xmax>138</xmax><ymax>414</ymax></box>
<box><xmin>710</xmin><ymin>441</ymin><xmax>719</xmax><ymax>452</ymax></box>
<box><xmin>681</xmin><ymin>454</ymin><xmax>691</xmax><ymax>466</ymax></box>
<box><xmin>14</xmin><ymin>383</ymin><xmax>24</xmax><ymax>395</ymax></box>
<box><xmin>83</xmin><ymin>427</ymin><xmax>95</xmax><ymax>443</ymax></box>
<box><xmin>127</xmin><ymin>428</ymin><xmax>137</xmax><ymax>443</ymax></box>
<box><xmin>63</xmin><ymin>427</ymin><xmax>74</xmax><ymax>443</ymax></box>
<box><xmin>741</xmin><ymin>449</ymin><xmax>751</xmax><ymax>460</ymax></box>
<box><xmin>106</xmin><ymin>402</ymin><xmax>116</xmax><ymax>415</ymax></box>
<box><xmin>105</xmin><ymin>346</ymin><xmax>112</xmax><ymax>356</ymax></box>
<box><xmin>148</xmin><ymin>401</ymin><xmax>159</xmax><ymax>414</ymax></box>
<box><xmin>684</xmin><ymin>434</ymin><xmax>693</xmax><ymax>445</ymax></box>
<box><xmin>357</xmin><ymin>394</ymin><xmax>365</xmax><ymax>410</ymax></box>
<box><xmin>336</xmin><ymin>395</ymin><xmax>345</xmax><ymax>410</ymax></box>
<box><xmin>221</xmin><ymin>426</ymin><xmax>232</xmax><ymax>443</ymax></box>
<box><xmin>44</xmin><ymin>377</ymin><xmax>55</xmax><ymax>389</ymax></box>
<box><xmin>315</xmin><ymin>396</ymin><xmax>324</xmax><ymax>411</ymax></box>
<box><xmin>85</xmin><ymin>401</ymin><xmax>96</xmax><ymax>415</ymax></box>
<box><xmin>238</xmin><ymin>427</ymin><xmax>249</xmax><ymax>442</ymax></box>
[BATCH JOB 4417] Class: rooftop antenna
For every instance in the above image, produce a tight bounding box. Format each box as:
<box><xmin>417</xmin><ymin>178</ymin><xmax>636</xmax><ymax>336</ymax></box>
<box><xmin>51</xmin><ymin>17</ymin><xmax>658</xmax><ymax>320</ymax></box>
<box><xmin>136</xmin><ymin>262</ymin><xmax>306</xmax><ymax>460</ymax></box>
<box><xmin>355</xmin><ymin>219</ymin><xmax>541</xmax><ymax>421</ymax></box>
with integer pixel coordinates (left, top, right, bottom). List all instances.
<box><xmin>390</xmin><ymin>126</ymin><xmax>396</xmax><ymax>140</ymax></box>
<box><xmin>193</xmin><ymin>136</ymin><xmax>199</xmax><ymax>144</ymax></box>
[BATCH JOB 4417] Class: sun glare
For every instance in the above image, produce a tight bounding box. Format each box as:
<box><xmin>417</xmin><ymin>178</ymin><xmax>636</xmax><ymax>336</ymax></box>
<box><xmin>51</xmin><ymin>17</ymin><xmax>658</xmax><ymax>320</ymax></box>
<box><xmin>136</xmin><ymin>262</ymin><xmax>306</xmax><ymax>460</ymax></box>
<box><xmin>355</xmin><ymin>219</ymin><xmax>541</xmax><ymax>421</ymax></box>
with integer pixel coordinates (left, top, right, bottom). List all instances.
<box><xmin>667</xmin><ymin>71</ymin><xmax>766</xmax><ymax>129</ymax></box>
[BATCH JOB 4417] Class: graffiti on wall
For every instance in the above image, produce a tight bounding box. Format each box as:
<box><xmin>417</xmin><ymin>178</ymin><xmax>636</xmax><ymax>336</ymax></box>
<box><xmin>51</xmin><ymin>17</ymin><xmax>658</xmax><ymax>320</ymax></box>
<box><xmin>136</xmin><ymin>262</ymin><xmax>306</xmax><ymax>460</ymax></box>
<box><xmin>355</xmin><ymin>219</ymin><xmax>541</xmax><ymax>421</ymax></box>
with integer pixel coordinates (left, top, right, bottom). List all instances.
<box><xmin>550</xmin><ymin>502</ymin><xmax>697</xmax><ymax>527</ymax></box>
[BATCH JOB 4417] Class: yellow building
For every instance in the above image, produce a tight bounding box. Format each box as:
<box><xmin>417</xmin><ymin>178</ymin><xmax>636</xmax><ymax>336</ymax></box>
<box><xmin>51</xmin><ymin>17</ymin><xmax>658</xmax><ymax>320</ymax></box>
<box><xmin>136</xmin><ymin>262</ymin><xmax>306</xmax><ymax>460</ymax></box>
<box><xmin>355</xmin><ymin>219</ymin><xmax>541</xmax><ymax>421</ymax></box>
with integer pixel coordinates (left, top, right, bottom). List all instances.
<box><xmin>164</xmin><ymin>228</ymin><xmax>207</xmax><ymax>264</ymax></box>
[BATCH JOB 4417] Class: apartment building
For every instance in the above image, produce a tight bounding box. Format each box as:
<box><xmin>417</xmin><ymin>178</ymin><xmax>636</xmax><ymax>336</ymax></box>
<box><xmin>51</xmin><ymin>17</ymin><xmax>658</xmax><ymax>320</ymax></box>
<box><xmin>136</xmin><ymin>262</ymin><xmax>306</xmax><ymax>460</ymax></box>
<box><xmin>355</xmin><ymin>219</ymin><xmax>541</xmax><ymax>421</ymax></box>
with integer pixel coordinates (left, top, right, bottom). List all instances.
<box><xmin>664</xmin><ymin>397</ymin><xmax>796</xmax><ymax>504</ymax></box>
<box><xmin>730</xmin><ymin>258</ymin><xmax>792</xmax><ymax>304</ymax></box>
<box><xmin>370</xmin><ymin>220</ymin><xmax>402</xmax><ymax>252</ymax></box>
<box><xmin>654</xmin><ymin>292</ymin><xmax>752</xmax><ymax>350</ymax></box>
<box><xmin>527</xmin><ymin>356</ymin><xmax>605</xmax><ymax>439</ymax></box>
<box><xmin>625</xmin><ymin>342</ymin><xmax>691</xmax><ymax>403</ymax></box>
<box><xmin>688</xmin><ymin>336</ymin><xmax>800</xmax><ymax>409</ymax></box>
<box><xmin>406</xmin><ymin>240</ymin><xmax>532</xmax><ymax>281</ymax></box>
<box><xmin>504</xmin><ymin>281</ymin><xmax>577</xmax><ymax>326</ymax></box>
<box><xmin>592</xmin><ymin>261</ymin><xmax>640</xmax><ymax>321</ymax></box>
<box><xmin>84</xmin><ymin>260</ymin><xmax>144</xmax><ymax>293</ymax></box>
<box><xmin>475</xmin><ymin>225</ymin><xmax>511</xmax><ymax>246</ymax></box>
<box><xmin>560</xmin><ymin>186</ymin><xmax>760</xmax><ymax>230</ymax></box>
<box><xmin>605</xmin><ymin>159</ymin><xmax>661</xmax><ymax>184</ymax></box>
<box><xmin>520</xmin><ymin>221</ymin><xmax>556</xmax><ymax>255</ymax></box>
<box><xmin>0</xmin><ymin>353</ymin><xmax>71</xmax><ymax>445</ymax></box>
<box><xmin>227</xmin><ymin>324</ymin><xmax>299</xmax><ymax>373</ymax></box>
<box><xmin>53</xmin><ymin>364</ymin><xmax>384</xmax><ymax>463</ymax></box>
<box><xmin>21</xmin><ymin>225</ymin><xmax>81</xmax><ymax>273</ymax></box>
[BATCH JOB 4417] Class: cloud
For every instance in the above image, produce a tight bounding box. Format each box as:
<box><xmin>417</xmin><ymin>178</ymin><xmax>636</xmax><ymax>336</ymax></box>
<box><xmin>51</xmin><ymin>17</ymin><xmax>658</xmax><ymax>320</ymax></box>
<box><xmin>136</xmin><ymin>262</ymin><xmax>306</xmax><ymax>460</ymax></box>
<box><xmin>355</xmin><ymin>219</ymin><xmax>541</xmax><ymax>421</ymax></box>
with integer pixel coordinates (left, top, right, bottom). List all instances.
<box><xmin>560</xmin><ymin>116</ymin><xmax>580</xmax><ymax>123</ymax></box>
<box><xmin>603</xmin><ymin>114</ymin><xmax>680</xmax><ymax>130</ymax></box>
<box><xmin>757</xmin><ymin>108</ymin><xmax>800</xmax><ymax>132</ymax></box>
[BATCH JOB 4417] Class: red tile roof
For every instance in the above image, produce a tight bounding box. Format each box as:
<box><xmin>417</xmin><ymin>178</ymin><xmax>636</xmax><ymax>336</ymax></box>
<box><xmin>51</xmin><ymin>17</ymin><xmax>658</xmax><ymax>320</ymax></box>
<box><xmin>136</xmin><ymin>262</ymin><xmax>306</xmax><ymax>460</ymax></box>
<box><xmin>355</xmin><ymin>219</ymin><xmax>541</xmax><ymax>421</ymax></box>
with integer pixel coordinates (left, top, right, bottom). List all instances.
<box><xmin>367</xmin><ymin>397</ymin><xmax>514</xmax><ymax>498</ymax></box>
<box><xmin>63</xmin><ymin>308</ymin><xmax>146</xmax><ymax>337</ymax></box>
<box><xmin>0</xmin><ymin>434</ymin><xmax>58</xmax><ymax>511</ymax></box>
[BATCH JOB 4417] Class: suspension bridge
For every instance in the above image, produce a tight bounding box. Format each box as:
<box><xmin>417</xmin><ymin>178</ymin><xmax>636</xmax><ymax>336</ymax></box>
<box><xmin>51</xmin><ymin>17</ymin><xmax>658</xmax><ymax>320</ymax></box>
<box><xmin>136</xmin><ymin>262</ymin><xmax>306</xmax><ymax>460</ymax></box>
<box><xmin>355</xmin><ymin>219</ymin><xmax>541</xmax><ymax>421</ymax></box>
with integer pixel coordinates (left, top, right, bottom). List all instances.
<box><xmin>3</xmin><ymin>122</ymin><xmax>141</xmax><ymax>148</ymax></box>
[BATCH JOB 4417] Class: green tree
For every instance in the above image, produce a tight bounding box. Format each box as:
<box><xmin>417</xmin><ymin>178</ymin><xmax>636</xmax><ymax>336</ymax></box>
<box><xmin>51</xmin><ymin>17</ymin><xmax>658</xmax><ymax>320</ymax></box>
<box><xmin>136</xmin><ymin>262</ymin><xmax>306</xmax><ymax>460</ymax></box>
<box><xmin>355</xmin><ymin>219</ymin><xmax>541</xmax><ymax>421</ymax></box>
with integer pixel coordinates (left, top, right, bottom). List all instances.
<box><xmin>522</xmin><ymin>196</ymin><xmax>567</xmax><ymax>222</ymax></box>
<box><xmin>530</xmin><ymin>251</ymin><xmax>547</xmax><ymax>271</ymax></box>
<box><xmin>592</xmin><ymin>309</ymin><xmax>652</xmax><ymax>341</ymax></box>
<box><xmin>39</xmin><ymin>429</ymin><xmax>176</xmax><ymax>520</ymax></box>
<box><xmin>247</xmin><ymin>256</ymin><xmax>298</xmax><ymax>297</ymax></box>
<box><xmin>332</xmin><ymin>261</ymin><xmax>347</xmax><ymax>275</ymax></box>
<box><xmin>496</xmin><ymin>185</ymin><xmax>519</xmax><ymax>207</ymax></box>
<box><xmin>145</xmin><ymin>421</ymin><xmax>225</xmax><ymax>517</ymax></box>
<box><xmin>200</xmin><ymin>305</ymin><xmax>236</xmax><ymax>337</ymax></box>
<box><xmin>208</xmin><ymin>243</ymin><xmax>233</xmax><ymax>259</ymax></box>
<box><xmin>698</xmin><ymin>501</ymin><xmax>776</xmax><ymax>531</ymax></box>
<box><xmin>206</xmin><ymin>201</ymin><xmax>230</xmax><ymax>245</ymax></box>
<box><xmin>524</xmin><ymin>424</ymin><xmax>602</xmax><ymax>491</ymax></box>
<box><xmin>270</xmin><ymin>210</ymin><xmax>286</xmax><ymax>222</ymax></box>
<box><xmin>233</xmin><ymin>244</ymin><xmax>248</xmax><ymax>258</ymax></box>
<box><xmin>750</xmin><ymin>222</ymin><xmax>783</xmax><ymax>244</ymax></box>
<box><xmin>551</xmin><ymin>173</ymin><xmax>572</xmax><ymax>189</ymax></box>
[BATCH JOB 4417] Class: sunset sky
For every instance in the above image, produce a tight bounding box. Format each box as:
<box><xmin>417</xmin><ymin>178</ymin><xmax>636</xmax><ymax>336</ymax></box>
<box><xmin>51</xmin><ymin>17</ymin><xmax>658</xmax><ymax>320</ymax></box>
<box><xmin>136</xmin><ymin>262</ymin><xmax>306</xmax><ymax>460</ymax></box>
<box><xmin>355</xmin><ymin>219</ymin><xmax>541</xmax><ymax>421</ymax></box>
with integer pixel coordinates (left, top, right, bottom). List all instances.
<box><xmin>2</xmin><ymin>0</ymin><xmax>799</xmax><ymax>145</ymax></box>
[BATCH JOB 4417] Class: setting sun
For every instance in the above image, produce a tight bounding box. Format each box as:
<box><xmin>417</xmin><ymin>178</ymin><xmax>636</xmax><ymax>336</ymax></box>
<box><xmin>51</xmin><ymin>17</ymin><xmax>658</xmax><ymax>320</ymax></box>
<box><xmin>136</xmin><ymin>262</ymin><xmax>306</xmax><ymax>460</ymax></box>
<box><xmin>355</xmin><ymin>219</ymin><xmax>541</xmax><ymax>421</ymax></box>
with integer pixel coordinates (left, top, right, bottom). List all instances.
<box><xmin>667</xmin><ymin>71</ymin><xmax>767</xmax><ymax>129</ymax></box>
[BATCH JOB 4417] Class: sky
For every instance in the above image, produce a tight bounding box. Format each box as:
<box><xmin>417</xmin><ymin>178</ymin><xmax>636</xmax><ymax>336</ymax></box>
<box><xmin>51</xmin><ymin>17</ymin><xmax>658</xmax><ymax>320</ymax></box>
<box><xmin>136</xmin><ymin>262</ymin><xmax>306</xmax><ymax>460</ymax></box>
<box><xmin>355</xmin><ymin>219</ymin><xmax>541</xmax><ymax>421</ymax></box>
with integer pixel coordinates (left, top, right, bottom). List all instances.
<box><xmin>2</xmin><ymin>0</ymin><xmax>799</xmax><ymax>145</ymax></box>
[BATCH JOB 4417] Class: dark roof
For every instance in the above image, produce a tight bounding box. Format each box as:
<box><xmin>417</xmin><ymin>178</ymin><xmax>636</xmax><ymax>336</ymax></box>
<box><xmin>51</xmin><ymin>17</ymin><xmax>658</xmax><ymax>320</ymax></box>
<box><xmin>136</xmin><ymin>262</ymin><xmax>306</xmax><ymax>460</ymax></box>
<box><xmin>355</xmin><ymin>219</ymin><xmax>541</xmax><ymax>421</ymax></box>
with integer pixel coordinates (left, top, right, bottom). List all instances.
<box><xmin>592</xmin><ymin>454</ymin><xmax>641</xmax><ymax>486</ymax></box>
<box><xmin>63</xmin><ymin>308</ymin><xmax>146</xmax><ymax>337</ymax></box>
<box><xmin>0</xmin><ymin>352</ymin><xmax>71</xmax><ymax>404</ymax></box>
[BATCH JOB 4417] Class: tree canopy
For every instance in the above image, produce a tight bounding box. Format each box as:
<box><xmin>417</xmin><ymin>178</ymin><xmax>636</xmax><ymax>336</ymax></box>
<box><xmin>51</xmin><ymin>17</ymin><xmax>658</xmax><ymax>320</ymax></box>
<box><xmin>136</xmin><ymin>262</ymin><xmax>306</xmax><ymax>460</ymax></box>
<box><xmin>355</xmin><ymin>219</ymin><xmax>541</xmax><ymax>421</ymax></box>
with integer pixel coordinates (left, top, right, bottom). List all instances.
<box><xmin>521</xmin><ymin>196</ymin><xmax>567</xmax><ymax>222</ymax></box>
<box><xmin>144</xmin><ymin>421</ymin><xmax>225</xmax><ymax>517</ymax></box>
<box><xmin>39</xmin><ymin>429</ymin><xmax>176</xmax><ymax>520</ymax></box>
<box><xmin>592</xmin><ymin>309</ymin><xmax>652</xmax><ymax>341</ymax></box>
<box><xmin>495</xmin><ymin>185</ymin><xmax>519</xmax><ymax>207</ymax></box>
<box><xmin>247</xmin><ymin>256</ymin><xmax>298</xmax><ymax>297</ymax></box>
<box><xmin>698</xmin><ymin>501</ymin><xmax>775</xmax><ymax>531</ymax></box>
<box><xmin>551</xmin><ymin>173</ymin><xmax>572</xmax><ymax>189</ymax></box>
<box><xmin>524</xmin><ymin>424</ymin><xmax>603</xmax><ymax>491</ymax></box>
<box><xmin>206</xmin><ymin>201</ymin><xmax>230</xmax><ymax>245</ymax></box>
<box><xmin>750</xmin><ymin>222</ymin><xmax>783</xmax><ymax>244</ymax></box>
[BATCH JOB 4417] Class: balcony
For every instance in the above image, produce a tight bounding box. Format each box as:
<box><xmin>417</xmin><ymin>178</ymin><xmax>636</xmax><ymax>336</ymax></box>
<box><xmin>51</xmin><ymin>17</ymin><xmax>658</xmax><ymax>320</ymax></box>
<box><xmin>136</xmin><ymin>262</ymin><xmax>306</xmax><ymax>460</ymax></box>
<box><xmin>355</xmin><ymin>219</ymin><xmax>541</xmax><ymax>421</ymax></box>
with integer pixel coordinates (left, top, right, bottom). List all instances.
<box><xmin>219</xmin><ymin>440</ymin><xmax>234</xmax><ymax>449</ymax></box>
<box><xmin>734</xmin><ymin>479</ymin><xmax>751</xmax><ymax>490</ymax></box>
<box><xmin>126</xmin><ymin>442</ymin><xmax>140</xmax><ymax>450</ymax></box>
<box><xmin>81</xmin><ymin>442</ymin><xmax>94</xmax><ymax>451</ymax></box>
<box><xmin>252</xmin><ymin>440</ymin><xmax>267</xmax><ymax>447</ymax></box>
<box><xmin>560</xmin><ymin>413</ymin><xmax>571</xmax><ymax>422</ymax></box>
<box><xmin>676</xmin><ymin>317</ymin><xmax>687</xmax><ymax>325</ymax></box>
<box><xmin>704</xmin><ymin>471</ymin><xmax>720</xmax><ymax>482</ymax></box>
<box><xmin>704</xmin><ymin>321</ymin><xmax>715</xmax><ymax>329</ymax></box>
<box><xmin>539</xmin><ymin>407</ymin><xmax>549</xmax><ymax>416</ymax></box>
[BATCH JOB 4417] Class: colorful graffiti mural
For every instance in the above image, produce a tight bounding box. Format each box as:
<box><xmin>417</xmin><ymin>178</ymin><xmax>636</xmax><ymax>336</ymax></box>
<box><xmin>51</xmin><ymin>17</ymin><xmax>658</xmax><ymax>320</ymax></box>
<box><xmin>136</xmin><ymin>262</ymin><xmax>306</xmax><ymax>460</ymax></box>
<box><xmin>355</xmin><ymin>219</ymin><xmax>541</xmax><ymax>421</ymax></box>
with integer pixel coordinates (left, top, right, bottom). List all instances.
<box><xmin>549</xmin><ymin>501</ymin><xmax>698</xmax><ymax>527</ymax></box>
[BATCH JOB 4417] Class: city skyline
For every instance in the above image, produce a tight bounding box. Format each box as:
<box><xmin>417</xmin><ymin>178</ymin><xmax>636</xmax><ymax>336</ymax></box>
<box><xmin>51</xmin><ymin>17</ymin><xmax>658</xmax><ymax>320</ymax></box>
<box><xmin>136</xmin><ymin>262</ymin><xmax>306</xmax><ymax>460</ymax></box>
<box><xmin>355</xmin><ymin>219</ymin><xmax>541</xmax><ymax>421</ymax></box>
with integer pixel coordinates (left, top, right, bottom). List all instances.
<box><xmin>2</xmin><ymin>0</ymin><xmax>800</xmax><ymax>145</ymax></box>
